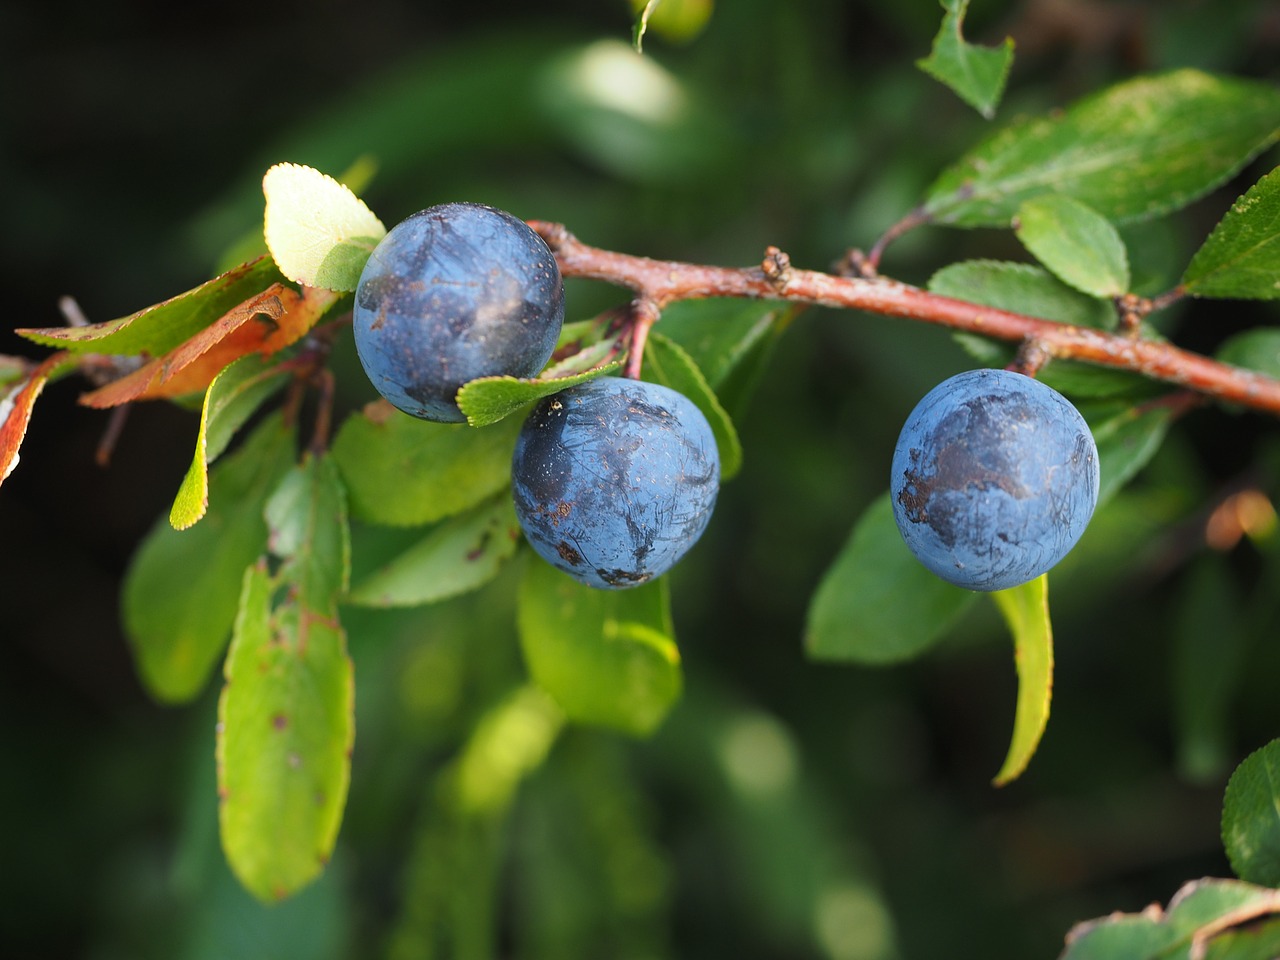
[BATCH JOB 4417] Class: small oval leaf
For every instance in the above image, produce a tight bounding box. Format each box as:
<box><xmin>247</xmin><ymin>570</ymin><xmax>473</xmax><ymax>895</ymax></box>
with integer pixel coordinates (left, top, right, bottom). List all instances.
<box><xmin>1223</xmin><ymin>740</ymin><xmax>1280</xmax><ymax>887</ymax></box>
<box><xmin>1015</xmin><ymin>194</ymin><xmax>1130</xmax><ymax>297</ymax></box>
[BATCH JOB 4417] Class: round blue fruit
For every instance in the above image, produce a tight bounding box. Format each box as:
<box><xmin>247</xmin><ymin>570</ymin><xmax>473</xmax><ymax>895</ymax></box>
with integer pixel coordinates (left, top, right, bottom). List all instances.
<box><xmin>352</xmin><ymin>202</ymin><xmax>565</xmax><ymax>422</ymax></box>
<box><xmin>511</xmin><ymin>377</ymin><xmax>720</xmax><ymax>589</ymax></box>
<box><xmin>889</xmin><ymin>369</ymin><xmax>1099</xmax><ymax>591</ymax></box>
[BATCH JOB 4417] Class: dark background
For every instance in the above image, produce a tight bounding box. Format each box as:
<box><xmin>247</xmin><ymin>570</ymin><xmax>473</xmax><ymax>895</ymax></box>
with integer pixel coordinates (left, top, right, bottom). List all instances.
<box><xmin>3</xmin><ymin>1</ymin><xmax>1279</xmax><ymax>957</ymax></box>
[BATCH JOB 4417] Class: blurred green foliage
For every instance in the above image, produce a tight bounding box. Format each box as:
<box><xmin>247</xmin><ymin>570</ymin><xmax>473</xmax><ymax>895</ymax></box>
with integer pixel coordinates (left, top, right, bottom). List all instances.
<box><xmin>2</xmin><ymin>0</ymin><xmax>1279</xmax><ymax>957</ymax></box>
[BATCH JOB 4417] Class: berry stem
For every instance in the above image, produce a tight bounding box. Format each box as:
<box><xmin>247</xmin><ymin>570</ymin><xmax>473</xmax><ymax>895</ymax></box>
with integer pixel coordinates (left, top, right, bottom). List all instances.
<box><xmin>528</xmin><ymin>222</ymin><xmax>1280</xmax><ymax>419</ymax></box>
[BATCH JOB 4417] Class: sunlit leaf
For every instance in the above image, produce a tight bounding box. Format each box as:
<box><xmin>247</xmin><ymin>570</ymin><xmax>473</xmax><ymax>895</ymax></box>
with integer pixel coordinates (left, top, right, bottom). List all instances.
<box><xmin>1223</xmin><ymin>740</ymin><xmax>1280</xmax><ymax>887</ymax></box>
<box><xmin>805</xmin><ymin>493</ymin><xmax>977</xmax><ymax>663</ymax></box>
<box><xmin>916</xmin><ymin>0</ymin><xmax>1014</xmax><ymax>119</ymax></box>
<box><xmin>1015</xmin><ymin>194</ymin><xmax>1130</xmax><ymax>297</ymax></box>
<box><xmin>457</xmin><ymin>361</ymin><xmax>623</xmax><ymax>427</ymax></box>
<box><xmin>517</xmin><ymin>558</ymin><xmax>681</xmax><ymax>736</ymax></box>
<box><xmin>990</xmin><ymin>574</ymin><xmax>1053</xmax><ymax>786</ymax></box>
<box><xmin>1184</xmin><ymin>166</ymin><xmax>1280</xmax><ymax>300</ymax></box>
<box><xmin>17</xmin><ymin>257</ymin><xmax>284</xmax><ymax>356</ymax></box>
<box><xmin>925</xmin><ymin>70</ymin><xmax>1280</xmax><ymax>227</ymax></box>
<box><xmin>123</xmin><ymin>414</ymin><xmax>297</xmax><ymax>704</ymax></box>
<box><xmin>170</xmin><ymin>353</ymin><xmax>295</xmax><ymax>529</ymax></box>
<box><xmin>345</xmin><ymin>495</ymin><xmax>520</xmax><ymax>607</ymax></box>
<box><xmin>263</xmin><ymin>162</ymin><xmax>386</xmax><ymax>292</ymax></box>
<box><xmin>644</xmin><ymin>332</ymin><xmax>742</xmax><ymax>479</ymax></box>
<box><xmin>330</xmin><ymin>401</ymin><xmax>523</xmax><ymax>526</ymax></box>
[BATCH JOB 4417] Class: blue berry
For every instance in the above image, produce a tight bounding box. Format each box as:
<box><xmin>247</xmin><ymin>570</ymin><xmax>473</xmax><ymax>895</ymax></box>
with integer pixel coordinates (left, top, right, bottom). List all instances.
<box><xmin>511</xmin><ymin>377</ymin><xmax>720</xmax><ymax>589</ymax></box>
<box><xmin>890</xmin><ymin>369</ymin><xmax>1099</xmax><ymax>591</ymax></box>
<box><xmin>353</xmin><ymin>202</ymin><xmax>564</xmax><ymax>422</ymax></box>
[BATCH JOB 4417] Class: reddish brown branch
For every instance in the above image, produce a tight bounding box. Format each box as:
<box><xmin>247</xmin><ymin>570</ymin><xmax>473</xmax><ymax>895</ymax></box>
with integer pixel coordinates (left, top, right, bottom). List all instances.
<box><xmin>530</xmin><ymin>222</ymin><xmax>1280</xmax><ymax>418</ymax></box>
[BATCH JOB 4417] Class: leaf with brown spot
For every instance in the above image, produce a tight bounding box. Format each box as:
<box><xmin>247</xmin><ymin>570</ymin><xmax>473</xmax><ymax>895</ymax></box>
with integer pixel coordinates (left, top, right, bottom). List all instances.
<box><xmin>80</xmin><ymin>285</ymin><xmax>338</xmax><ymax>408</ymax></box>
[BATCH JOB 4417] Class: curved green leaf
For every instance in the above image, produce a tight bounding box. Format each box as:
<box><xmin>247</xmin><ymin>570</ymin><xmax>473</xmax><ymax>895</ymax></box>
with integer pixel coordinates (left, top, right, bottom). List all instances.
<box><xmin>991</xmin><ymin>574</ymin><xmax>1053</xmax><ymax>786</ymax></box>
<box><xmin>925</xmin><ymin>69</ymin><xmax>1280</xmax><ymax>227</ymax></box>
<box><xmin>457</xmin><ymin>361</ymin><xmax>623</xmax><ymax>428</ymax></box>
<box><xmin>170</xmin><ymin>354</ymin><xmax>294</xmax><ymax>529</ymax></box>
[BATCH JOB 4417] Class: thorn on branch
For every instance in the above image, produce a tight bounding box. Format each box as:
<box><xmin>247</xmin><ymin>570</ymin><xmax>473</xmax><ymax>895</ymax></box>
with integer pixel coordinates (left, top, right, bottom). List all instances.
<box><xmin>761</xmin><ymin>246</ymin><xmax>793</xmax><ymax>290</ymax></box>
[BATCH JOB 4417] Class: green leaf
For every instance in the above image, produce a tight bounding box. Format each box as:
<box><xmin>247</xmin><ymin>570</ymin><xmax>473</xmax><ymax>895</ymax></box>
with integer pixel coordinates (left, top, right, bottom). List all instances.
<box><xmin>1015</xmin><ymin>194</ymin><xmax>1130</xmax><ymax>297</ymax></box>
<box><xmin>1173</xmin><ymin>555</ymin><xmax>1247</xmax><ymax>782</ymax></box>
<box><xmin>123</xmin><ymin>414</ymin><xmax>297</xmax><ymax>704</ymax></box>
<box><xmin>805</xmin><ymin>493</ymin><xmax>978</xmax><ymax>664</ymax></box>
<box><xmin>1063</xmin><ymin>879</ymin><xmax>1280</xmax><ymax>960</ymax></box>
<box><xmin>656</xmin><ymin>299</ymin><xmax>783</xmax><ymax>392</ymax></box>
<box><xmin>930</xmin><ymin>260</ymin><xmax>1153</xmax><ymax>398</ymax></box>
<box><xmin>1087</xmin><ymin>401</ymin><xmax>1176</xmax><ymax>507</ymax></box>
<box><xmin>1218</xmin><ymin>328</ymin><xmax>1280</xmax><ymax>378</ymax></box>
<box><xmin>264</xmin><ymin>454</ymin><xmax>351</xmax><ymax>614</ymax></box>
<box><xmin>170</xmin><ymin>354</ymin><xmax>294</xmax><ymax>530</ymax></box>
<box><xmin>990</xmin><ymin>574</ymin><xmax>1053</xmax><ymax>786</ymax></box>
<box><xmin>456</xmin><ymin>361</ymin><xmax>623</xmax><ymax>427</ymax></box>
<box><xmin>330</xmin><ymin>402</ymin><xmax>522</xmax><ymax>526</ymax></box>
<box><xmin>517</xmin><ymin>558</ymin><xmax>681</xmax><ymax>736</ymax></box>
<box><xmin>1223</xmin><ymin>740</ymin><xmax>1280</xmax><ymax>886</ymax></box>
<box><xmin>17</xmin><ymin>257</ymin><xmax>285</xmax><ymax>356</ymax></box>
<box><xmin>644</xmin><ymin>332</ymin><xmax>743</xmax><ymax>479</ymax></box>
<box><xmin>929</xmin><ymin>260</ymin><xmax>1116</xmax><ymax>328</ymax></box>
<box><xmin>1184</xmin><ymin>166</ymin><xmax>1280</xmax><ymax>299</ymax></box>
<box><xmin>925</xmin><ymin>69</ymin><xmax>1280</xmax><ymax>227</ymax></box>
<box><xmin>262</xmin><ymin>163</ymin><xmax>386</xmax><ymax>292</ymax></box>
<box><xmin>916</xmin><ymin>0</ymin><xmax>1014</xmax><ymax>120</ymax></box>
<box><xmin>217</xmin><ymin>562</ymin><xmax>354</xmax><ymax>903</ymax></box>
<box><xmin>345</xmin><ymin>495</ymin><xmax>521</xmax><ymax>608</ymax></box>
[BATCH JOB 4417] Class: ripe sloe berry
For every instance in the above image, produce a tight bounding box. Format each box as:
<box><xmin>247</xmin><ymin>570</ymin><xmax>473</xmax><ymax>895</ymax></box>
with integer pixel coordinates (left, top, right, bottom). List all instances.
<box><xmin>890</xmin><ymin>369</ymin><xmax>1099</xmax><ymax>591</ymax></box>
<box><xmin>353</xmin><ymin>202</ymin><xmax>565</xmax><ymax>422</ymax></box>
<box><xmin>511</xmin><ymin>377</ymin><xmax>720</xmax><ymax>589</ymax></box>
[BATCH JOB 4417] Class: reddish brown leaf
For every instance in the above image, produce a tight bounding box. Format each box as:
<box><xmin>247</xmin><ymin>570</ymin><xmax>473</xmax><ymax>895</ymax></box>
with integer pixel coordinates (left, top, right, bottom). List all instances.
<box><xmin>0</xmin><ymin>352</ymin><xmax>75</xmax><ymax>487</ymax></box>
<box><xmin>80</xmin><ymin>285</ymin><xmax>338</xmax><ymax>409</ymax></box>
